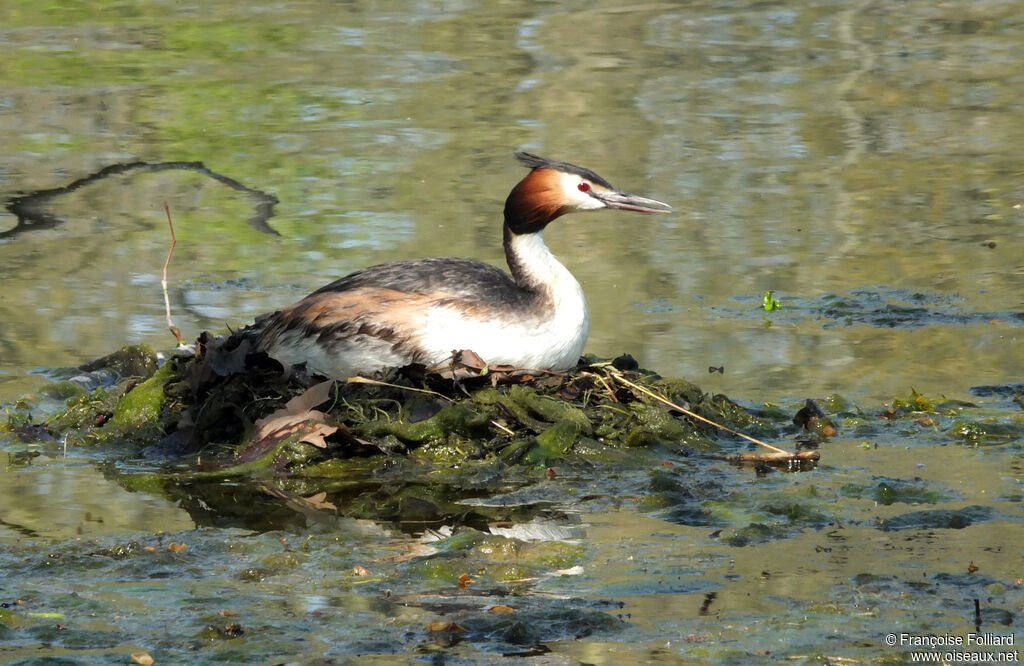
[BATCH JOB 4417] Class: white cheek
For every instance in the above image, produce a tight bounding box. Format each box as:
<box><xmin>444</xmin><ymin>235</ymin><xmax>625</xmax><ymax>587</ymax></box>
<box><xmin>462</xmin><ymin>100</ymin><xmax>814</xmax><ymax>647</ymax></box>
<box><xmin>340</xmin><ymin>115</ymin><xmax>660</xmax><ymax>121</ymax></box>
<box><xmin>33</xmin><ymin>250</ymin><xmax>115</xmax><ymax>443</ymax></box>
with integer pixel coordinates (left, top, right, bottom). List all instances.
<box><xmin>557</xmin><ymin>173</ymin><xmax>605</xmax><ymax>210</ymax></box>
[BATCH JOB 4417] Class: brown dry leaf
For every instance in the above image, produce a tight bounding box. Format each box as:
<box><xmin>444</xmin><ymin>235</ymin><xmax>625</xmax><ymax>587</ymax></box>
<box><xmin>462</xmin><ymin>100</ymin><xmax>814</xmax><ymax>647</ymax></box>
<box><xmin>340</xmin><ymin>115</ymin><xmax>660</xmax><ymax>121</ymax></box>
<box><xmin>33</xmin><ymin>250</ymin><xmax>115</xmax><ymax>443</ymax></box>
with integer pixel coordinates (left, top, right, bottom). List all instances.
<box><xmin>426</xmin><ymin>621</ymin><xmax>465</xmax><ymax>633</ymax></box>
<box><xmin>251</xmin><ymin>412</ymin><xmax>314</xmax><ymax>447</ymax></box>
<box><xmin>168</xmin><ymin>542</ymin><xmax>187</xmax><ymax>553</ymax></box>
<box><xmin>487</xmin><ymin>605</ymin><xmax>515</xmax><ymax>613</ymax></box>
<box><xmin>130</xmin><ymin>652</ymin><xmax>154</xmax><ymax>666</ymax></box>
<box><xmin>144</xmin><ymin>546</ymin><xmax>158</xmax><ymax>553</ymax></box>
<box><xmin>218</xmin><ymin>610</ymin><xmax>238</xmax><ymax>617</ymax></box>
<box><xmin>454</xmin><ymin>349</ymin><xmax>487</xmax><ymax>372</ymax></box>
<box><xmin>249</xmin><ymin>380</ymin><xmax>339</xmax><ymax>452</ymax></box>
<box><xmin>298</xmin><ymin>422</ymin><xmax>338</xmax><ymax>448</ymax></box>
<box><xmin>254</xmin><ymin>380</ymin><xmax>334</xmax><ymax>432</ymax></box>
<box><xmin>249</xmin><ymin>410</ymin><xmax>339</xmax><ymax>456</ymax></box>
<box><xmin>458</xmin><ymin>574</ymin><xmax>473</xmax><ymax>589</ymax></box>
<box><xmin>302</xmin><ymin>492</ymin><xmax>337</xmax><ymax>511</ymax></box>
<box><xmin>283</xmin><ymin>379</ymin><xmax>334</xmax><ymax>415</ymax></box>
<box><xmin>352</xmin><ymin>565</ymin><xmax>371</xmax><ymax>576</ymax></box>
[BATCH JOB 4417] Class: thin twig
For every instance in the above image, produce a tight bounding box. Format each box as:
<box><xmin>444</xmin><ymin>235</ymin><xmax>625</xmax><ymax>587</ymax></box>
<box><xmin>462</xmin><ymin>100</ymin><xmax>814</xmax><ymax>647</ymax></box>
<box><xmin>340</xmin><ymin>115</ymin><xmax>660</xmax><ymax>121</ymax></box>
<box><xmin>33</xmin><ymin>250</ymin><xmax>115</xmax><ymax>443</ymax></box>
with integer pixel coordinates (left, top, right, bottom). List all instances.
<box><xmin>491</xmin><ymin>420</ymin><xmax>516</xmax><ymax>436</ymax></box>
<box><xmin>162</xmin><ymin>203</ymin><xmax>184</xmax><ymax>346</ymax></box>
<box><xmin>583</xmin><ymin>371</ymin><xmax>619</xmax><ymax>403</ymax></box>
<box><xmin>608</xmin><ymin>370</ymin><xmax>791</xmax><ymax>455</ymax></box>
<box><xmin>345</xmin><ymin>376</ymin><xmax>452</xmax><ymax>401</ymax></box>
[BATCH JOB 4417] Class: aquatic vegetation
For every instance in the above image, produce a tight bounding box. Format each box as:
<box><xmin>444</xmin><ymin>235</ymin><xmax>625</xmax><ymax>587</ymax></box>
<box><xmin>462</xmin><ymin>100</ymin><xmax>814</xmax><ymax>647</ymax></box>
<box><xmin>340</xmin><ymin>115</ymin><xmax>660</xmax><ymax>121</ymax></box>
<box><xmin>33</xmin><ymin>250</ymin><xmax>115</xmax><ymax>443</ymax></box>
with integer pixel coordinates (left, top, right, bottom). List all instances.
<box><xmin>839</xmin><ymin>477</ymin><xmax>958</xmax><ymax>505</ymax></box>
<box><xmin>4</xmin><ymin>342</ymin><xmax>1022</xmax><ymax>664</ymax></box>
<box><xmin>12</xmin><ymin>339</ymin><xmax>812</xmax><ymax>528</ymax></box>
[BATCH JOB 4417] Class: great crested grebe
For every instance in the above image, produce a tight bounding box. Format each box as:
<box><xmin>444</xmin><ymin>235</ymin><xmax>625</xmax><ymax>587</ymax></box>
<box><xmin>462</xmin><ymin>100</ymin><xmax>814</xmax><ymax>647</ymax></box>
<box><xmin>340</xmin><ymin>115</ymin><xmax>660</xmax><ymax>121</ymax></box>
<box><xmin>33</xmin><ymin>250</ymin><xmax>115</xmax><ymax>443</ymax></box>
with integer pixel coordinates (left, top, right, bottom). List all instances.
<box><xmin>254</xmin><ymin>151</ymin><xmax>671</xmax><ymax>379</ymax></box>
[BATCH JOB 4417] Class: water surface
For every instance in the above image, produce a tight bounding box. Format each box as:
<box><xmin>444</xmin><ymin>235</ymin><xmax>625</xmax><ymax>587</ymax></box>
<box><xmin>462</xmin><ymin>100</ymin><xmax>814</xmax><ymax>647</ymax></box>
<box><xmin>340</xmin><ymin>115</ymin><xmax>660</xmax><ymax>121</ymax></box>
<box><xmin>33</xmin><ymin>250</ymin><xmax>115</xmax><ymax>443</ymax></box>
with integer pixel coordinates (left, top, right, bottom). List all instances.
<box><xmin>1</xmin><ymin>1</ymin><xmax>1022</xmax><ymax>663</ymax></box>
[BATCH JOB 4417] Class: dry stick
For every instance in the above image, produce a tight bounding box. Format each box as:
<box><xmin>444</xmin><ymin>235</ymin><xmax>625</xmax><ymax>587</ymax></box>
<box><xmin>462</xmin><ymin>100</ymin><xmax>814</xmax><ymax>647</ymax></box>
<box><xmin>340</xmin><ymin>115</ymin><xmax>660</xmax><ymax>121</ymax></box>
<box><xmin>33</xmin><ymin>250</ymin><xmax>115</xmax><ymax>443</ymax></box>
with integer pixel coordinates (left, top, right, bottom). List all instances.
<box><xmin>719</xmin><ymin>450</ymin><xmax>820</xmax><ymax>464</ymax></box>
<box><xmin>592</xmin><ymin>372</ymin><xmax>620</xmax><ymax>403</ymax></box>
<box><xmin>607</xmin><ymin>370</ymin><xmax>792</xmax><ymax>456</ymax></box>
<box><xmin>346</xmin><ymin>376</ymin><xmax>452</xmax><ymax>401</ymax></box>
<box><xmin>162</xmin><ymin>203</ymin><xmax>185</xmax><ymax>346</ymax></box>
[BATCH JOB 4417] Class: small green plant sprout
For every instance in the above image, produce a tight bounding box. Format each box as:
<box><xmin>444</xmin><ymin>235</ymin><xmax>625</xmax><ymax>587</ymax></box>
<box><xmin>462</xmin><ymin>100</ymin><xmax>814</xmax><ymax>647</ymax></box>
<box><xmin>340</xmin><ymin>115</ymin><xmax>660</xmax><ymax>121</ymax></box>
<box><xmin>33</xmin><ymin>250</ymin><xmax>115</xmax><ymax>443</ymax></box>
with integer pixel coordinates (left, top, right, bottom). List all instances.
<box><xmin>762</xmin><ymin>290</ymin><xmax>782</xmax><ymax>312</ymax></box>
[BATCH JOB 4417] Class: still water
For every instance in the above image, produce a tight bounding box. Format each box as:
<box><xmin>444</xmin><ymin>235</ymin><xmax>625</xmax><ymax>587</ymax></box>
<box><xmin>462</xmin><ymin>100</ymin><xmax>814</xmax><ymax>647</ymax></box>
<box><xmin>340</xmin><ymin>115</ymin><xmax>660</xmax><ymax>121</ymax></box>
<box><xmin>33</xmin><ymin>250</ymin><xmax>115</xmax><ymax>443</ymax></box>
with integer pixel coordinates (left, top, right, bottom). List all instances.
<box><xmin>1</xmin><ymin>1</ymin><xmax>1022</xmax><ymax>663</ymax></box>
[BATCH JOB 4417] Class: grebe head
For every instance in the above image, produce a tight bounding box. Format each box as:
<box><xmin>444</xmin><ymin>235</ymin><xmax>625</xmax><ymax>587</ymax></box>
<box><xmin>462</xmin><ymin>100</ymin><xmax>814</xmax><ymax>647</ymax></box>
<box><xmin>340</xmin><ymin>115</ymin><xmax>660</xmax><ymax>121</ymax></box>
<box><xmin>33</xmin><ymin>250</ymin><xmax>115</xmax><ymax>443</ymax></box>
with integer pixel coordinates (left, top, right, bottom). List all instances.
<box><xmin>504</xmin><ymin>151</ymin><xmax>672</xmax><ymax>234</ymax></box>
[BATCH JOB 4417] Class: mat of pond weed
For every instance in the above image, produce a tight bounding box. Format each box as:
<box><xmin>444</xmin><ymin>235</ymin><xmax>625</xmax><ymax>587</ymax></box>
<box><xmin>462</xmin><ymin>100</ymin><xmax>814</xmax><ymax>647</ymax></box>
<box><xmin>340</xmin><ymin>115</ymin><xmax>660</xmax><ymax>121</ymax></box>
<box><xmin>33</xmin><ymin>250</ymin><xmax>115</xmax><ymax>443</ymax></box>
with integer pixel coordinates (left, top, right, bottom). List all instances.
<box><xmin>2</xmin><ymin>336</ymin><xmax>1021</xmax><ymax>663</ymax></box>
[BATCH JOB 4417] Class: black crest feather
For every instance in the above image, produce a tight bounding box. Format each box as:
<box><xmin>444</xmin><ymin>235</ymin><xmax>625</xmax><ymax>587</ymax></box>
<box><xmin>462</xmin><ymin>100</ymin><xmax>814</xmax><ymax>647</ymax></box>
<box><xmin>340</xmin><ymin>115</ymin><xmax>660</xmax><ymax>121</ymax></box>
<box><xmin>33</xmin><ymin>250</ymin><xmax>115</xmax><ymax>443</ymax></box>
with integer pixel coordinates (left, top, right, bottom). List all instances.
<box><xmin>514</xmin><ymin>151</ymin><xmax>614</xmax><ymax>190</ymax></box>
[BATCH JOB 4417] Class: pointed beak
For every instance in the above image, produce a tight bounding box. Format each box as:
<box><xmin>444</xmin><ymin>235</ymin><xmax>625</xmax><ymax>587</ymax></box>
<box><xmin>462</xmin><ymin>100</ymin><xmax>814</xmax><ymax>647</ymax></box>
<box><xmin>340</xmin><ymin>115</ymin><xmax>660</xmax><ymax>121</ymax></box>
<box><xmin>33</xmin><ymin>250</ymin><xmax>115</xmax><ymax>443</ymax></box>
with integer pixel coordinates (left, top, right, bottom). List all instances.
<box><xmin>592</xmin><ymin>190</ymin><xmax>672</xmax><ymax>214</ymax></box>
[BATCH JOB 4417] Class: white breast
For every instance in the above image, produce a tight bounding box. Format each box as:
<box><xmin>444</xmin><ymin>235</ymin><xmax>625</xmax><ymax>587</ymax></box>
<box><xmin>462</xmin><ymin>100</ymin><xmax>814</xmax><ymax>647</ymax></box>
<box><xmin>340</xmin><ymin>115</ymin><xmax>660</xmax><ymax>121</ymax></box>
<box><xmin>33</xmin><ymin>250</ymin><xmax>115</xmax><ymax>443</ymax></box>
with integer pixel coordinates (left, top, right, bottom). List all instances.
<box><xmin>417</xmin><ymin>231</ymin><xmax>589</xmax><ymax>371</ymax></box>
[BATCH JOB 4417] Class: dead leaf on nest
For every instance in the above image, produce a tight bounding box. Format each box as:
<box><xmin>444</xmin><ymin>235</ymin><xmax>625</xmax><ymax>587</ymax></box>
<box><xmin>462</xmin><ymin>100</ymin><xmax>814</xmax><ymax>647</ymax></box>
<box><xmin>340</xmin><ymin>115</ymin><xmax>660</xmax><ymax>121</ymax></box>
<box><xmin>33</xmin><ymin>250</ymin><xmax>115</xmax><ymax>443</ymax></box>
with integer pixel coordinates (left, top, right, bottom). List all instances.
<box><xmin>253</xmin><ymin>379</ymin><xmax>333</xmax><ymax>425</ymax></box>
<box><xmin>454</xmin><ymin>349</ymin><xmax>487</xmax><ymax>372</ymax></box>
<box><xmin>282</xmin><ymin>378</ymin><xmax>334</xmax><ymax>414</ymax></box>
<box><xmin>298</xmin><ymin>422</ymin><xmax>337</xmax><ymax>449</ymax></box>
<box><xmin>130</xmin><ymin>652</ymin><xmax>154</xmax><ymax>666</ymax></box>
<box><xmin>427</xmin><ymin>349</ymin><xmax>488</xmax><ymax>380</ymax></box>
<box><xmin>248</xmin><ymin>380</ymin><xmax>340</xmax><ymax>452</ymax></box>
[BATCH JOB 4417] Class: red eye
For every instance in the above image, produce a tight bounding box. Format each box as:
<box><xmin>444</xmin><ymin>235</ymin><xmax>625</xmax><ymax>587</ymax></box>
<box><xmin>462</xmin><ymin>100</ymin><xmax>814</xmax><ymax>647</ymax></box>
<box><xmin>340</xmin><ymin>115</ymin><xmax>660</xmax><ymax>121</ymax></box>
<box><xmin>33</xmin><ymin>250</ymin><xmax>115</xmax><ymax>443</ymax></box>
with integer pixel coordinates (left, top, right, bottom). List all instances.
<box><xmin>577</xmin><ymin>182</ymin><xmax>590</xmax><ymax>192</ymax></box>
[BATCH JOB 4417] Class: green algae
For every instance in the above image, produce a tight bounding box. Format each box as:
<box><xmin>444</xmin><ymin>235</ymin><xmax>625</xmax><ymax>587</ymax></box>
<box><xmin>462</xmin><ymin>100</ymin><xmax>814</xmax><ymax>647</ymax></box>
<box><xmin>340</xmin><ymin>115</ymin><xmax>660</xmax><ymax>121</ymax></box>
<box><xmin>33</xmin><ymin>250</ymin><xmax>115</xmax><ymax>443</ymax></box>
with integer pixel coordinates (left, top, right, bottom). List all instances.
<box><xmin>108</xmin><ymin>359</ymin><xmax>177</xmax><ymax>432</ymax></box>
<box><xmin>29</xmin><ymin>344</ymin><xmax>164</xmax><ymax>445</ymax></box>
<box><xmin>525</xmin><ymin>421</ymin><xmax>581</xmax><ymax>465</ymax></box>
<box><xmin>507</xmin><ymin>384</ymin><xmax>592</xmax><ymax>435</ymax></box>
<box><xmin>949</xmin><ymin>418</ymin><xmax>1020</xmax><ymax>445</ymax></box>
<box><xmin>78</xmin><ymin>344</ymin><xmax>159</xmax><ymax>379</ymax></box>
<box><xmin>879</xmin><ymin>505</ymin><xmax>997</xmax><ymax>531</ymax></box>
<box><xmin>840</xmin><ymin>477</ymin><xmax>956</xmax><ymax>505</ymax></box>
<box><xmin>406</xmin><ymin>530</ymin><xmax>587</xmax><ymax>586</ymax></box>
<box><xmin>45</xmin><ymin>388</ymin><xmax>123</xmax><ymax>433</ymax></box>
<box><xmin>367</xmin><ymin>403</ymin><xmax>491</xmax><ymax>445</ymax></box>
<box><xmin>41</xmin><ymin>380</ymin><xmax>89</xmax><ymax>400</ymax></box>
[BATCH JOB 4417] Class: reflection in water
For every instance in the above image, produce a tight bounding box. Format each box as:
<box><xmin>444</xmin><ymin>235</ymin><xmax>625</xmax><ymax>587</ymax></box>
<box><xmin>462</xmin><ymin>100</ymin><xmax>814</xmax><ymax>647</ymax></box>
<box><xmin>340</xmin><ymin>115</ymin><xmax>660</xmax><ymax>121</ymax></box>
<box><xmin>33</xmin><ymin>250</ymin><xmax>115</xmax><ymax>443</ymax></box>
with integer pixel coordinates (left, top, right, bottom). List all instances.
<box><xmin>0</xmin><ymin>457</ymin><xmax>195</xmax><ymax>541</ymax></box>
<box><xmin>3</xmin><ymin>161</ymin><xmax>281</xmax><ymax>239</ymax></box>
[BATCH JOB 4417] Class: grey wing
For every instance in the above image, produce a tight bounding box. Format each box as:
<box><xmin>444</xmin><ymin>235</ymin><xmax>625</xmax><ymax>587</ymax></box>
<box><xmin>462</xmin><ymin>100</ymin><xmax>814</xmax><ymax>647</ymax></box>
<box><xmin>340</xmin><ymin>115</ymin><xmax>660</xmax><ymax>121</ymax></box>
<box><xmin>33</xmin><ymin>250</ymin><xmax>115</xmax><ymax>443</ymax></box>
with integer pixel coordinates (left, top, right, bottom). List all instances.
<box><xmin>310</xmin><ymin>257</ymin><xmax>531</xmax><ymax>307</ymax></box>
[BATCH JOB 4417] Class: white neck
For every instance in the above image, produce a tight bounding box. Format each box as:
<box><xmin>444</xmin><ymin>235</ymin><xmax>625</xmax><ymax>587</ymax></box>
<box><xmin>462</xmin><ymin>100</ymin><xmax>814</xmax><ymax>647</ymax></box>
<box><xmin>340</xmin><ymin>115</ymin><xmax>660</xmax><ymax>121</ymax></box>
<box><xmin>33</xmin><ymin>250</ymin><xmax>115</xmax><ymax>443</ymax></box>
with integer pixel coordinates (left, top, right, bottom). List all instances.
<box><xmin>504</xmin><ymin>230</ymin><xmax>590</xmax><ymax>362</ymax></box>
<box><xmin>417</xmin><ymin>229</ymin><xmax>590</xmax><ymax>372</ymax></box>
<box><xmin>506</xmin><ymin>230</ymin><xmax>576</xmax><ymax>295</ymax></box>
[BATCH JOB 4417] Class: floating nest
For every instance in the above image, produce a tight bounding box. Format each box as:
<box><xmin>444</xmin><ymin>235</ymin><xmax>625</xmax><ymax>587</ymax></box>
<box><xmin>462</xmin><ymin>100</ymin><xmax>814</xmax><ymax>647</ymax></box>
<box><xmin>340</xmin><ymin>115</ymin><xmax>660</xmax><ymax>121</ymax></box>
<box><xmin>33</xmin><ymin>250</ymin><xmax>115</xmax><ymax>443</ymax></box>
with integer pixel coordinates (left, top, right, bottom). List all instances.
<box><xmin>6</xmin><ymin>334</ymin><xmax>827</xmax><ymax>531</ymax></box>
